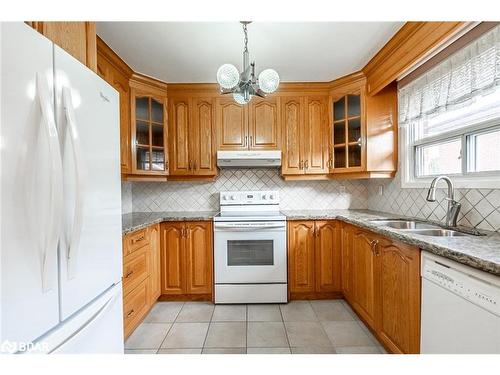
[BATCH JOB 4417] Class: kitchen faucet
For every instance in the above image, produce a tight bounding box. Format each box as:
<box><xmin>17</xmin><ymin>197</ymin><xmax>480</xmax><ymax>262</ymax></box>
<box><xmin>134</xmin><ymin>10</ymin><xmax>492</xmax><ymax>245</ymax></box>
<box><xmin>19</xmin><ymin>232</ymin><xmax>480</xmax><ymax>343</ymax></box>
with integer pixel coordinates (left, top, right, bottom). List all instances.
<box><xmin>426</xmin><ymin>176</ymin><xmax>461</xmax><ymax>227</ymax></box>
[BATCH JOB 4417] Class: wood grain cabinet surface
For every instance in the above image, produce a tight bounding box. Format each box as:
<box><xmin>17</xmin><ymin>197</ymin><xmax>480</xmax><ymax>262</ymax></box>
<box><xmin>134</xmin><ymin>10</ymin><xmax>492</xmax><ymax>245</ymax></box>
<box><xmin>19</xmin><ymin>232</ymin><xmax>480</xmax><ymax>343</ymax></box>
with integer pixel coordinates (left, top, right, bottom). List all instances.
<box><xmin>281</xmin><ymin>96</ymin><xmax>329</xmax><ymax>177</ymax></box>
<box><xmin>160</xmin><ymin>221</ymin><xmax>213</xmax><ymax>300</ymax></box>
<box><xmin>341</xmin><ymin>224</ymin><xmax>421</xmax><ymax>354</ymax></box>
<box><xmin>122</xmin><ymin>224</ymin><xmax>161</xmax><ymax>339</ymax></box>
<box><xmin>216</xmin><ymin>96</ymin><xmax>280</xmax><ymax>151</ymax></box>
<box><xmin>288</xmin><ymin>220</ymin><xmax>342</xmax><ymax>299</ymax></box>
<box><xmin>28</xmin><ymin>22</ymin><xmax>97</xmax><ymax>72</ymax></box>
<box><xmin>169</xmin><ymin>97</ymin><xmax>217</xmax><ymax>178</ymax></box>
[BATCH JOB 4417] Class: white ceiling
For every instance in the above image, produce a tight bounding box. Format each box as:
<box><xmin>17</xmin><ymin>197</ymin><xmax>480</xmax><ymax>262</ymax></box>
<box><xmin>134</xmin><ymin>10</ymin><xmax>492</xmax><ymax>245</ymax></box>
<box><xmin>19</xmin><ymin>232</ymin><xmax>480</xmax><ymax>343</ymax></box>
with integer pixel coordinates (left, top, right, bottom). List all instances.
<box><xmin>96</xmin><ymin>22</ymin><xmax>404</xmax><ymax>83</ymax></box>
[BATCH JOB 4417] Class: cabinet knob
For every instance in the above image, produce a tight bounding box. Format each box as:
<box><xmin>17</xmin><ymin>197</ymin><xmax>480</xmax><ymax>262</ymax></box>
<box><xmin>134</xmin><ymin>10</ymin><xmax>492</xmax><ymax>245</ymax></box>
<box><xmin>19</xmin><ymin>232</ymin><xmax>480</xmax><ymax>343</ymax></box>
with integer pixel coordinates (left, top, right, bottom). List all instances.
<box><xmin>304</xmin><ymin>160</ymin><xmax>309</xmax><ymax>169</ymax></box>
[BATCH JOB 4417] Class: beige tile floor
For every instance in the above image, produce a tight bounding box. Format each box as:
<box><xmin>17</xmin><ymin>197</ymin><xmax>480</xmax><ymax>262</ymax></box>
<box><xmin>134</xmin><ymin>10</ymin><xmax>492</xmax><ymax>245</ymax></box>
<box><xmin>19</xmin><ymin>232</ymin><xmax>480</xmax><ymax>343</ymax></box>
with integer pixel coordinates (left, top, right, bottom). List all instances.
<box><xmin>125</xmin><ymin>300</ymin><xmax>387</xmax><ymax>354</ymax></box>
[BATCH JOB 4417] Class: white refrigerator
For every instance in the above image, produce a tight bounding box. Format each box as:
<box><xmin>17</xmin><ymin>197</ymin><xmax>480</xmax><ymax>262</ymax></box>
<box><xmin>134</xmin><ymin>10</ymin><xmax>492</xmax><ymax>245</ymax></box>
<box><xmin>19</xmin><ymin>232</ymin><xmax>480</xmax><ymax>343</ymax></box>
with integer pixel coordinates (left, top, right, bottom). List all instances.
<box><xmin>0</xmin><ymin>22</ymin><xmax>124</xmax><ymax>354</ymax></box>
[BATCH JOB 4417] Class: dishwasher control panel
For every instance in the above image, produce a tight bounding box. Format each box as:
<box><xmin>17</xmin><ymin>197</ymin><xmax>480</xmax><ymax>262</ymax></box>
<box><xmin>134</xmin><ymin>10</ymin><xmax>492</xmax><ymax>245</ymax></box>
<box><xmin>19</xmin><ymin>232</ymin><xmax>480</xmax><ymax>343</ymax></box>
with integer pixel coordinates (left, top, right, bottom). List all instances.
<box><xmin>422</xmin><ymin>253</ymin><xmax>500</xmax><ymax>316</ymax></box>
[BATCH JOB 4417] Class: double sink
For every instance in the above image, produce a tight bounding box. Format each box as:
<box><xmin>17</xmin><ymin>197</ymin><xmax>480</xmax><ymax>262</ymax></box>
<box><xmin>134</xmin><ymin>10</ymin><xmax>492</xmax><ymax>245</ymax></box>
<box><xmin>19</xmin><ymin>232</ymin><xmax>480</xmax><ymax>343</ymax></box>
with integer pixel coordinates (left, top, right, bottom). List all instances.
<box><xmin>369</xmin><ymin>219</ymin><xmax>478</xmax><ymax>237</ymax></box>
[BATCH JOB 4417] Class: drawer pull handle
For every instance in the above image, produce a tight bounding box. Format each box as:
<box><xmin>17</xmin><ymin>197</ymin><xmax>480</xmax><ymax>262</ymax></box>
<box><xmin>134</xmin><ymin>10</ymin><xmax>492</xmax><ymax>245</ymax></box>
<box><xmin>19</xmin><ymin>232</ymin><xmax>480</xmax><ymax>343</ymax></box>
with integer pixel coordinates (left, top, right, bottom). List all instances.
<box><xmin>125</xmin><ymin>270</ymin><xmax>134</xmax><ymax>279</ymax></box>
<box><xmin>132</xmin><ymin>235</ymin><xmax>145</xmax><ymax>244</ymax></box>
<box><xmin>127</xmin><ymin>309</ymin><xmax>135</xmax><ymax>317</ymax></box>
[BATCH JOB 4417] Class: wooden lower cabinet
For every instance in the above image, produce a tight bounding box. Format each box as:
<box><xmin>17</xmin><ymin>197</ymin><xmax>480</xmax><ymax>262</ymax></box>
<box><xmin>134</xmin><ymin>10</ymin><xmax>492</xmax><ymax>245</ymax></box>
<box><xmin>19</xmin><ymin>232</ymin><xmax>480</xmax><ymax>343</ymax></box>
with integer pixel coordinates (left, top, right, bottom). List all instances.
<box><xmin>160</xmin><ymin>221</ymin><xmax>213</xmax><ymax>300</ymax></box>
<box><xmin>351</xmin><ymin>227</ymin><xmax>378</xmax><ymax>328</ymax></box>
<box><xmin>122</xmin><ymin>224</ymin><xmax>162</xmax><ymax>339</ymax></box>
<box><xmin>288</xmin><ymin>220</ymin><xmax>342</xmax><ymax>299</ymax></box>
<box><xmin>376</xmin><ymin>237</ymin><xmax>421</xmax><ymax>354</ymax></box>
<box><xmin>341</xmin><ymin>224</ymin><xmax>421</xmax><ymax>354</ymax></box>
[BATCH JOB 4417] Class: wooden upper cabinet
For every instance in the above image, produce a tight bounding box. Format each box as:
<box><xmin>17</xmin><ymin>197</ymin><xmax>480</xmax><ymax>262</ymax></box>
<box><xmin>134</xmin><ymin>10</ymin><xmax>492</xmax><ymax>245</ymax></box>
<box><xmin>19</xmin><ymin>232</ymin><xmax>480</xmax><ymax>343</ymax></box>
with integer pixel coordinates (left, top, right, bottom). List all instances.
<box><xmin>304</xmin><ymin>97</ymin><xmax>329</xmax><ymax>174</ymax></box>
<box><xmin>160</xmin><ymin>222</ymin><xmax>185</xmax><ymax>295</ymax></box>
<box><xmin>281</xmin><ymin>97</ymin><xmax>304</xmax><ymax>175</ymax></box>
<box><xmin>248</xmin><ymin>98</ymin><xmax>280</xmax><ymax>150</ymax></box>
<box><xmin>130</xmin><ymin>75</ymin><xmax>169</xmax><ymax>178</ymax></box>
<box><xmin>329</xmin><ymin>73</ymin><xmax>397</xmax><ymax>178</ymax></box>
<box><xmin>376</xmin><ymin>238</ymin><xmax>420</xmax><ymax>354</ymax></box>
<box><xmin>185</xmin><ymin>222</ymin><xmax>213</xmax><ymax>294</ymax></box>
<box><xmin>191</xmin><ymin>98</ymin><xmax>217</xmax><ymax>176</ymax></box>
<box><xmin>288</xmin><ymin>221</ymin><xmax>316</xmax><ymax>294</ymax></box>
<box><xmin>28</xmin><ymin>22</ymin><xmax>97</xmax><ymax>72</ymax></box>
<box><xmin>351</xmin><ymin>228</ymin><xmax>378</xmax><ymax>327</ymax></box>
<box><xmin>315</xmin><ymin>221</ymin><xmax>341</xmax><ymax>292</ymax></box>
<box><xmin>96</xmin><ymin>37</ymin><xmax>133</xmax><ymax>175</ymax></box>
<box><xmin>169</xmin><ymin>97</ymin><xmax>191</xmax><ymax>175</ymax></box>
<box><xmin>216</xmin><ymin>98</ymin><xmax>248</xmax><ymax>150</ymax></box>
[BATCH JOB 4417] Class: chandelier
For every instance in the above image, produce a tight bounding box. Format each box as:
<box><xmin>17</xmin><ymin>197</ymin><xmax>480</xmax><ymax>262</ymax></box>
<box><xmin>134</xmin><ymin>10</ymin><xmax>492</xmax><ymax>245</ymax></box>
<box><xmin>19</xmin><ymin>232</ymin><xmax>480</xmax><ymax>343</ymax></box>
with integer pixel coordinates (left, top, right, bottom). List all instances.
<box><xmin>216</xmin><ymin>21</ymin><xmax>280</xmax><ymax>105</ymax></box>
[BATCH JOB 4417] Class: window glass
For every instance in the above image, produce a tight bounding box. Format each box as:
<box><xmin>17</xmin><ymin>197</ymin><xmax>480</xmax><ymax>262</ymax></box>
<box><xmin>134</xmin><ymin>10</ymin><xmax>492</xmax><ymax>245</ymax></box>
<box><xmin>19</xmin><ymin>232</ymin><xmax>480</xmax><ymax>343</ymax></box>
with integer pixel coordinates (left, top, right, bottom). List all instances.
<box><xmin>470</xmin><ymin>128</ymin><xmax>500</xmax><ymax>172</ymax></box>
<box><xmin>416</xmin><ymin>139</ymin><xmax>462</xmax><ymax>177</ymax></box>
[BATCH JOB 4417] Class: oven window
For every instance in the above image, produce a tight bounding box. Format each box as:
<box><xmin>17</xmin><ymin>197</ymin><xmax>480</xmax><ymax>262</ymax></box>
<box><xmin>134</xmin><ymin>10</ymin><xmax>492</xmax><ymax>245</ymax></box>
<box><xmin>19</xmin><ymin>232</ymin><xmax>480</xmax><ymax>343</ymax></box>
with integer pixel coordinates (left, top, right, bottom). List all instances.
<box><xmin>227</xmin><ymin>240</ymin><xmax>274</xmax><ymax>266</ymax></box>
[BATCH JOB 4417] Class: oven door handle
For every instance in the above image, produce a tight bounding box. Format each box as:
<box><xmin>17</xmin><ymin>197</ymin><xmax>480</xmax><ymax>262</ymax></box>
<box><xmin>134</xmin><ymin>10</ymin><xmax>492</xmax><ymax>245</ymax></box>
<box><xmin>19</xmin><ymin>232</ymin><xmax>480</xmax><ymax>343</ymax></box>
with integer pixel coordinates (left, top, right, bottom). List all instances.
<box><xmin>214</xmin><ymin>224</ymin><xmax>286</xmax><ymax>231</ymax></box>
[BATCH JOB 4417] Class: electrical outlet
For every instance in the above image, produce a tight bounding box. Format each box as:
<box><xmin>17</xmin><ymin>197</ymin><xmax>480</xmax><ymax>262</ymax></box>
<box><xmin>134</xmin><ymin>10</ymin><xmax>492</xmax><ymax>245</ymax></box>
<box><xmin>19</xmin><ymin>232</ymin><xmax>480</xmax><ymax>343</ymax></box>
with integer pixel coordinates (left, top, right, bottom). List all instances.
<box><xmin>339</xmin><ymin>185</ymin><xmax>346</xmax><ymax>194</ymax></box>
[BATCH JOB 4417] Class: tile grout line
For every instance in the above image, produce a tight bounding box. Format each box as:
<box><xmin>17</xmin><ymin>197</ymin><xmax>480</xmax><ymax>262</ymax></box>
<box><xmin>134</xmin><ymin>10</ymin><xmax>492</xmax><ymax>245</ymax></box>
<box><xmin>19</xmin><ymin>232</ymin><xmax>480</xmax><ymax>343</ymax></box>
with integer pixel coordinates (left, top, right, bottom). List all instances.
<box><xmin>200</xmin><ymin>302</ymin><xmax>216</xmax><ymax>352</ymax></box>
<box><xmin>156</xmin><ymin>301</ymin><xmax>185</xmax><ymax>353</ymax></box>
<box><xmin>309</xmin><ymin>300</ymin><xmax>338</xmax><ymax>352</ymax></box>
<box><xmin>278</xmin><ymin>303</ymin><xmax>292</xmax><ymax>352</ymax></box>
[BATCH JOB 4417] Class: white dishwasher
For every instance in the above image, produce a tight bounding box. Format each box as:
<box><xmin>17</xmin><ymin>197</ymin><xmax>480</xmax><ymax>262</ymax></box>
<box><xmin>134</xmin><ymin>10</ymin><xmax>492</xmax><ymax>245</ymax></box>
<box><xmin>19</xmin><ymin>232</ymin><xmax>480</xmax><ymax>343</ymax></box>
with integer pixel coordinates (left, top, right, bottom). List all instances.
<box><xmin>421</xmin><ymin>251</ymin><xmax>500</xmax><ymax>353</ymax></box>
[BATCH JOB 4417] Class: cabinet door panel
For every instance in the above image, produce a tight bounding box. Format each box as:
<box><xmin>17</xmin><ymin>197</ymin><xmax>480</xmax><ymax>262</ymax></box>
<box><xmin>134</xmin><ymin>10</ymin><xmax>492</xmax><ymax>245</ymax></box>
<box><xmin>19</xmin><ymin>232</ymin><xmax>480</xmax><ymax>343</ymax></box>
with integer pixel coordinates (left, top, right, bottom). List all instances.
<box><xmin>288</xmin><ymin>221</ymin><xmax>315</xmax><ymax>293</ymax></box>
<box><xmin>96</xmin><ymin>52</ymin><xmax>131</xmax><ymax>174</ymax></box>
<box><xmin>185</xmin><ymin>222</ymin><xmax>213</xmax><ymax>294</ymax></box>
<box><xmin>160</xmin><ymin>223</ymin><xmax>185</xmax><ymax>295</ymax></box>
<box><xmin>149</xmin><ymin>224</ymin><xmax>161</xmax><ymax>304</ymax></box>
<box><xmin>315</xmin><ymin>221</ymin><xmax>341</xmax><ymax>292</ymax></box>
<box><xmin>304</xmin><ymin>97</ymin><xmax>328</xmax><ymax>174</ymax></box>
<box><xmin>377</xmin><ymin>239</ymin><xmax>420</xmax><ymax>354</ymax></box>
<box><xmin>281</xmin><ymin>97</ymin><xmax>304</xmax><ymax>175</ymax></box>
<box><xmin>351</xmin><ymin>229</ymin><xmax>377</xmax><ymax>327</ymax></box>
<box><xmin>192</xmin><ymin>98</ymin><xmax>216</xmax><ymax>175</ymax></box>
<box><xmin>216</xmin><ymin>99</ymin><xmax>248</xmax><ymax>150</ymax></box>
<box><xmin>341</xmin><ymin>225</ymin><xmax>354</xmax><ymax>300</ymax></box>
<box><xmin>249</xmin><ymin>98</ymin><xmax>280</xmax><ymax>150</ymax></box>
<box><xmin>169</xmin><ymin>98</ymin><xmax>191</xmax><ymax>175</ymax></box>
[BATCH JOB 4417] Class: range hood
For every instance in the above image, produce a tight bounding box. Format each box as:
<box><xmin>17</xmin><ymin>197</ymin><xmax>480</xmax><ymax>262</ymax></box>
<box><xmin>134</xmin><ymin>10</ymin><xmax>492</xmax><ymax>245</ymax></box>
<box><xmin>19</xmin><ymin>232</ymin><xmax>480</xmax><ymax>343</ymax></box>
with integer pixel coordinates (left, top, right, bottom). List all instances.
<box><xmin>217</xmin><ymin>150</ymin><xmax>281</xmax><ymax>168</ymax></box>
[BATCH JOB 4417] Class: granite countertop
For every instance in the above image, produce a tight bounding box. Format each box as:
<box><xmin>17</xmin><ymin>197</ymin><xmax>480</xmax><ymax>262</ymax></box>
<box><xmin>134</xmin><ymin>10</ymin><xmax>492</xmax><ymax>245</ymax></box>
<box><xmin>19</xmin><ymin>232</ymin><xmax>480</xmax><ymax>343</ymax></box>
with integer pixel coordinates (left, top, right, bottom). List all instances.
<box><xmin>122</xmin><ymin>209</ymin><xmax>500</xmax><ymax>276</ymax></box>
<box><xmin>283</xmin><ymin>209</ymin><xmax>500</xmax><ymax>276</ymax></box>
<box><xmin>122</xmin><ymin>211</ymin><xmax>218</xmax><ymax>235</ymax></box>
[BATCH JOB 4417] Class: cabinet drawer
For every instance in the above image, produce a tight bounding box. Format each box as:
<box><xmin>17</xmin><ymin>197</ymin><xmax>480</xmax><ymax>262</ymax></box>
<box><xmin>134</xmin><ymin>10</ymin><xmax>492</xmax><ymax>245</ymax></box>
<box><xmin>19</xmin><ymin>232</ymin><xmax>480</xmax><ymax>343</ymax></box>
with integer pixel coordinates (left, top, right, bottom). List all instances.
<box><xmin>123</xmin><ymin>277</ymin><xmax>150</xmax><ymax>338</ymax></box>
<box><xmin>123</xmin><ymin>245</ymin><xmax>150</xmax><ymax>296</ymax></box>
<box><xmin>123</xmin><ymin>228</ymin><xmax>150</xmax><ymax>257</ymax></box>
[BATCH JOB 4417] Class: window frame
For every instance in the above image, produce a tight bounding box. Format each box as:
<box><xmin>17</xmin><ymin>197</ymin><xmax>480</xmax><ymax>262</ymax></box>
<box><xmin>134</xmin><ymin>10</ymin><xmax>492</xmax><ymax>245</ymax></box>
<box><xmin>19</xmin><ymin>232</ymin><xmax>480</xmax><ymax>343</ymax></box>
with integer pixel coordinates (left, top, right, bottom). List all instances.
<box><xmin>402</xmin><ymin>117</ymin><xmax>500</xmax><ymax>189</ymax></box>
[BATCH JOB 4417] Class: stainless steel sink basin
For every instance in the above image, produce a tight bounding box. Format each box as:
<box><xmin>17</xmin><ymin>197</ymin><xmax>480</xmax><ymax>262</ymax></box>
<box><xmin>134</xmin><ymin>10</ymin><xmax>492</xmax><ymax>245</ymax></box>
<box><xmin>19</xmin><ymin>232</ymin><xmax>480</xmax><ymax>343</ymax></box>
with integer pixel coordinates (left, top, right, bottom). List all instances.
<box><xmin>407</xmin><ymin>229</ymin><xmax>468</xmax><ymax>237</ymax></box>
<box><xmin>369</xmin><ymin>219</ymin><xmax>439</xmax><ymax>230</ymax></box>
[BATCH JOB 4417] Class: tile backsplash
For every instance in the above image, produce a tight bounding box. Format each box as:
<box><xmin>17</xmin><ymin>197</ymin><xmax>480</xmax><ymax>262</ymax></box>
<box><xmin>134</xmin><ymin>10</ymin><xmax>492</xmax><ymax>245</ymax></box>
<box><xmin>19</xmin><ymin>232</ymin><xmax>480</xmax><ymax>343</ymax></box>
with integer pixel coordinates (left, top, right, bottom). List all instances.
<box><xmin>121</xmin><ymin>169</ymin><xmax>500</xmax><ymax>232</ymax></box>
<box><xmin>129</xmin><ymin>169</ymin><xmax>369</xmax><ymax>212</ymax></box>
<box><xmin>367</xmin><ymin>172</ymin><xmax>500</xmax><ymax>232</ymax></box>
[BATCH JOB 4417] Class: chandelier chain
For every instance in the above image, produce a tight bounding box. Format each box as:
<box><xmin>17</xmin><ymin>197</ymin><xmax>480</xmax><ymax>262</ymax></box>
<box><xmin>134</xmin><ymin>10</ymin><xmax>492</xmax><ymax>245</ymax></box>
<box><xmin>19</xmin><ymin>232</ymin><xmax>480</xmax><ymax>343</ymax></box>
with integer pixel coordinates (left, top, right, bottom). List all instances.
<box><xmin>243</xmin><ymin>23</ymin><xmax>248</xmax><ymax>53</ymax></box>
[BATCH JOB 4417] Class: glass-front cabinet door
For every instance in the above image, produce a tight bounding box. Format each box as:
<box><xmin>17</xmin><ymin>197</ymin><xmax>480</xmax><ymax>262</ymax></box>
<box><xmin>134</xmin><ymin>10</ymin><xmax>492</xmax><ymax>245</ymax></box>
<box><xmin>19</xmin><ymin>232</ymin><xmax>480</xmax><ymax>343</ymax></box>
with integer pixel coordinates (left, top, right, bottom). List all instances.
<box><xmin>132</xmin><ymin>92</ymin><xmax>168</xmax><ymax>176</ymax></box>
<box><xmin>331</xmin><ymin>92</ymin><xmax>364</xmax><ymax>172</ymax></box>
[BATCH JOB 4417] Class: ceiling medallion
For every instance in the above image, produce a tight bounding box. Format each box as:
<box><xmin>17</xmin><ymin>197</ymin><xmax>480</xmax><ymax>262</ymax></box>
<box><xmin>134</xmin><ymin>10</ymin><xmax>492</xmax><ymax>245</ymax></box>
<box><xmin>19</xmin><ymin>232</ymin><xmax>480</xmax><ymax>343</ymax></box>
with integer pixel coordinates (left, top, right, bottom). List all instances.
<box><xmin>216</xmin><ymin>21</ymin><xmax>280</xmax><ymax>105</ymax></box>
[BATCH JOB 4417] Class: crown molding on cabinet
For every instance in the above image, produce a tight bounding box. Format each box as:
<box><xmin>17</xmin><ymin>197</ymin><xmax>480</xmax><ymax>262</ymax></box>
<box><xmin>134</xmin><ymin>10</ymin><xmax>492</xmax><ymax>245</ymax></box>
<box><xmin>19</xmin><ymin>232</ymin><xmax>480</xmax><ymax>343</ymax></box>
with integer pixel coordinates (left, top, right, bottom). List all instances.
<box><xmin>362</xmin><ymin>21</ymin><xmax>473</xmax><ymax>96</ymax></box>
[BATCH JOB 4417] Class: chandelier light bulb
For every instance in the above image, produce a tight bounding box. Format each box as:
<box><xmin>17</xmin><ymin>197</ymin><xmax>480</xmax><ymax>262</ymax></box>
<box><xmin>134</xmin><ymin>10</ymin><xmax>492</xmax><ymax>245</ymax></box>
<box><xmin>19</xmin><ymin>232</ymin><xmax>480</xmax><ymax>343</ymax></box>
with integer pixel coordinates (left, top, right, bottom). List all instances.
<box><xmin>233</xmin><ymin>92</ymin><xmax>251</xmax><ymax>105</ymax></box>
<box><xmin>216</xmin><ymin>64</ymin><xmax>240</xmax><ymax>89</ymax></box>
<box><xmin>258</xmin><ymin>69</ymin><xmax>280</xmax><ymax>94</ymax></box>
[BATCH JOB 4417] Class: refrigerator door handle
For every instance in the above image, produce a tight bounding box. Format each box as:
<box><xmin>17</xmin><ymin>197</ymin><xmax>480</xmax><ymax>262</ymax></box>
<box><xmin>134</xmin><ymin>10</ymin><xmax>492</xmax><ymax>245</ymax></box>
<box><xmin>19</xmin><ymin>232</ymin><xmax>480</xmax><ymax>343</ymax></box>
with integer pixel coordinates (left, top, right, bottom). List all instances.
<box><xmin>36</xmin><ymin>73</ymin><xmax>64</xmax><ymax>292</ymax></box>
<box><xmin>62</xmin><ymin>87</ymin><xmax>87</xmax><ymax>279</ymax></box>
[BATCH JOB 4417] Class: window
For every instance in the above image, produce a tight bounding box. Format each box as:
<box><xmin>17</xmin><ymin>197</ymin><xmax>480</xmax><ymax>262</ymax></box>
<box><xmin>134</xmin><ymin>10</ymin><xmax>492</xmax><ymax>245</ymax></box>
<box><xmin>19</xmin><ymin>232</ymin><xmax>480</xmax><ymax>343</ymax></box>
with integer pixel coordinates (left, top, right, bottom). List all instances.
<box><xmin>400</xmin><ymin>25</ymin><xmax>500</xmax><ymax>188</ymax></box>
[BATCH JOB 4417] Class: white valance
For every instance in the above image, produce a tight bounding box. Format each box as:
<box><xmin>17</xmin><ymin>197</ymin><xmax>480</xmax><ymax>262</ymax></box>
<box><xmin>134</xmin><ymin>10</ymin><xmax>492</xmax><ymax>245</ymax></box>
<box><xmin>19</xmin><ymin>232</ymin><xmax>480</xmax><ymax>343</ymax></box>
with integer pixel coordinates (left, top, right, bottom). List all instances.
<box><xmin>399</xmin><ymin>25</ymin><xmax>500</xmax><ymax>125</ymax></box>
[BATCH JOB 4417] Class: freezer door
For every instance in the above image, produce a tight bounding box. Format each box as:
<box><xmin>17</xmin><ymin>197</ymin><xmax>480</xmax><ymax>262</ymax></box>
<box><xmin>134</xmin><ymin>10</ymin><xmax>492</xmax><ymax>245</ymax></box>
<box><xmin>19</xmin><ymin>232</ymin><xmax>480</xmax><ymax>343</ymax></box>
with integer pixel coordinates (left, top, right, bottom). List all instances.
<box><xmin>1</xmin><ymin>23</ymin><xmax>61</xmax><ymax>347</ymax></box>
<box><xmin>24</xmin><ymin>284</ymin><xmax>124</xmax><ymax>354</ymax></box>
<box><xmin>53</xmin><ymin>45</ymin><xmax>123</xmax><ymax>319</ymax></box>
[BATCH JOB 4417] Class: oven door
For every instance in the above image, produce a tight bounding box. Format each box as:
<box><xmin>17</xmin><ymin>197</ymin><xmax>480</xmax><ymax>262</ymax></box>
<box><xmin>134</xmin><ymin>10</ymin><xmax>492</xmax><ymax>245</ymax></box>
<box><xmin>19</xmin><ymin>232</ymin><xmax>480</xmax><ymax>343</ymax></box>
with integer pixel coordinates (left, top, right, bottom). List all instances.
<box><xmin>214</xmin><ymin>221</ymin><xmax>287</xmax><ymax>284</ymax></box>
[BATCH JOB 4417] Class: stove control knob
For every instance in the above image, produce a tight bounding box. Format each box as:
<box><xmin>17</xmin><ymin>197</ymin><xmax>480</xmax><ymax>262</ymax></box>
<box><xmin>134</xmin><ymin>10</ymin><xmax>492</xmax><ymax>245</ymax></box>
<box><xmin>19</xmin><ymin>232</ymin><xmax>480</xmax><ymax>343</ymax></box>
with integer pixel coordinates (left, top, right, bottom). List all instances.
<box><xmin>230</xmin><ymin>195</ymin><xmax>236</xmax><ymax>200</ymax></box>
<box><xmin>262</xmin><ymin>194</ymin><xmax>267</xmax><ymax>200</ymax></box>
<box><xmin>269</xmin><ymin>194</ymin><xmax>274</xmax><ymax>200</ymax></box>
<box><xmin>222</xmin><ymin>195</ymin><xmax>226</xmax><ymax>200</ymax></box>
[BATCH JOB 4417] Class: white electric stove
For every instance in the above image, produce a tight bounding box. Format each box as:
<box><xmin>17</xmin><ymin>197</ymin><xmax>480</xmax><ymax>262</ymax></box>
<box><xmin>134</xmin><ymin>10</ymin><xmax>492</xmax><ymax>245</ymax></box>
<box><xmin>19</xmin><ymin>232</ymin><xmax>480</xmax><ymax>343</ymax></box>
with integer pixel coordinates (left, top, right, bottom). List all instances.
<box><xmin>213</xmin><ymin>190</ymin><xmax>287</xmax><ymax>304</ymax></box>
